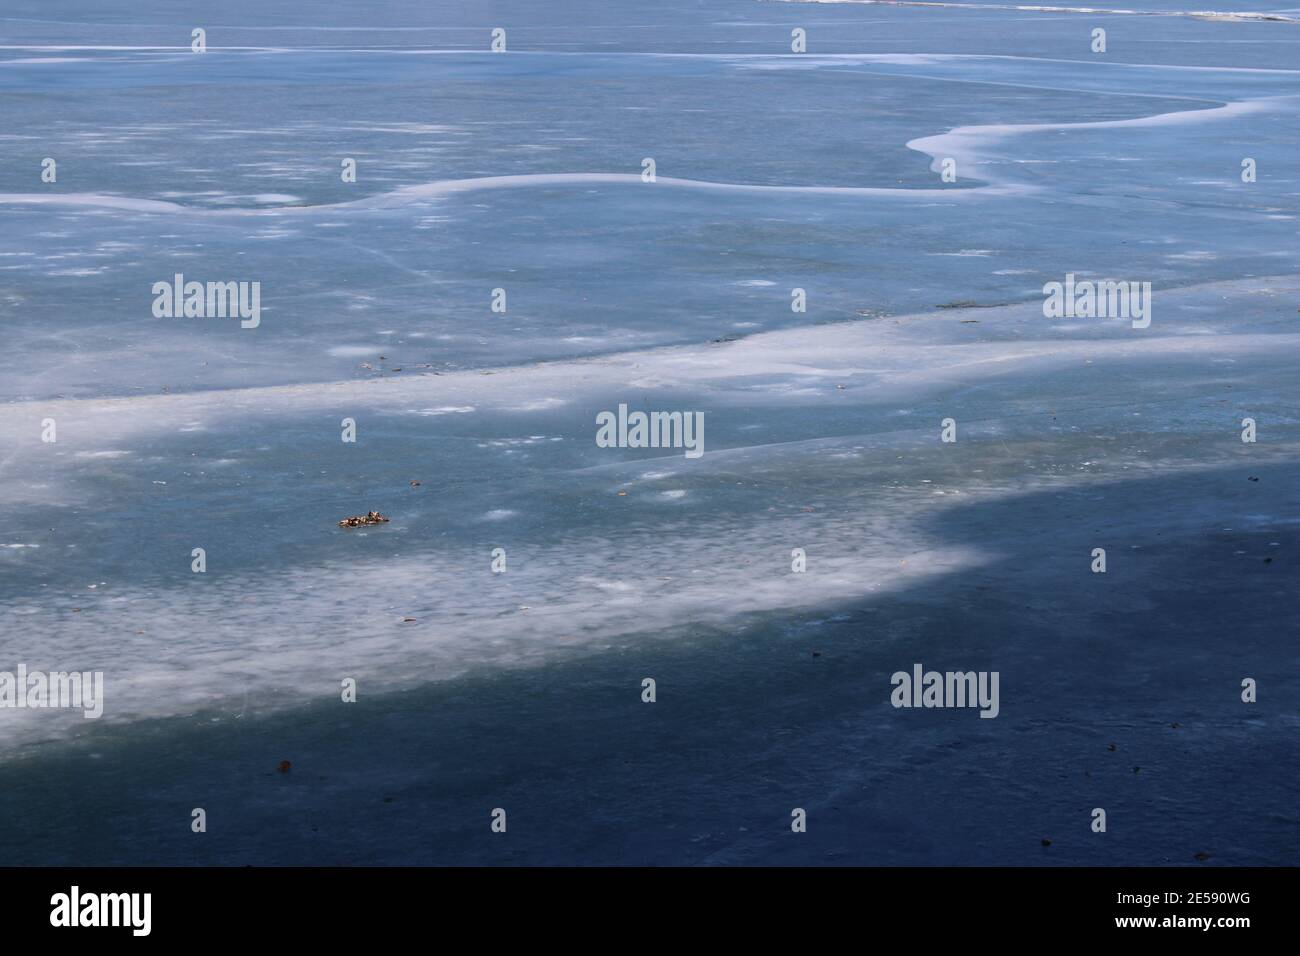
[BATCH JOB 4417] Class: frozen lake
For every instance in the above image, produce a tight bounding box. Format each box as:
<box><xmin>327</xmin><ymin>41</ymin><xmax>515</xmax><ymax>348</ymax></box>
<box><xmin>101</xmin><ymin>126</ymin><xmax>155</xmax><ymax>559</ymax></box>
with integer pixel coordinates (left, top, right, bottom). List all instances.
<box><xmin>1</xmin><ymin>0</ymin><xmax>1297</xmax><ymax>865</ymax></box>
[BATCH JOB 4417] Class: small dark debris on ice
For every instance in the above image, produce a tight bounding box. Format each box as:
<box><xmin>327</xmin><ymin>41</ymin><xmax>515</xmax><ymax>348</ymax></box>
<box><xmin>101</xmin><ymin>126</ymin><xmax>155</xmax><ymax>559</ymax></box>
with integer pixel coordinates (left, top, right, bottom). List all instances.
<box><xmin>339</xmin><ymin>511</ymin><xmax>389</xmax><ymax>528</ymax></box>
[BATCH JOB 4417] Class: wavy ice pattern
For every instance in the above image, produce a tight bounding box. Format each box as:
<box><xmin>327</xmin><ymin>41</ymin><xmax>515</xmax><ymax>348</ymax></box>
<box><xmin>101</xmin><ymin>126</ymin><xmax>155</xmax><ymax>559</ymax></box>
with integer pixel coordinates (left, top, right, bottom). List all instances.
<box><xmin>0</xmin><ymin>94</ymin><xmax>1290</xmax><ymax>216</ymax></box>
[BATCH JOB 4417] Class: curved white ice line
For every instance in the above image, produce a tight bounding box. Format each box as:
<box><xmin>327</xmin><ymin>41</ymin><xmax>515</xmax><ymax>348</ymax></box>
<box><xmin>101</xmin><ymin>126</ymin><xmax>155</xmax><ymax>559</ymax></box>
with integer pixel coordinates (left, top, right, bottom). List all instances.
<box><xmin>0</xmin><ymin>173</ymin><xmax>1011</xmax><ymax>217</ymax></box>
<box><xmin>0</xmin><ymin>95</ymin><xmax>1285</xmax><ymax>216</ymax></box>
<box><xmin>906</xmin><ymin>95</ymin><xmax>1280</xmax><ymax>180</ymax></box>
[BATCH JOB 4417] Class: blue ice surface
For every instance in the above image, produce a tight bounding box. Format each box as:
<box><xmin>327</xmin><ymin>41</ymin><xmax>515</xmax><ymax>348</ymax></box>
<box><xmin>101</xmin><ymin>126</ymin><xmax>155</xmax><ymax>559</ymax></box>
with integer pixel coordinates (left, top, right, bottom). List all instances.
<box><xmin>0</xmin><ymin>0</ymin><xmax>1297</xmax><ymax>865</ymax></box>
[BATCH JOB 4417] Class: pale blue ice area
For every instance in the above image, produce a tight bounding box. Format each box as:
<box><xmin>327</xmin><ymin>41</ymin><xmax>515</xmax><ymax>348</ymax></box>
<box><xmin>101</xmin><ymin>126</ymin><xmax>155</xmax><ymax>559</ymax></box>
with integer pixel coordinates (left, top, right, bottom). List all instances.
<box><xmin>0</xmin><ymin>0</ymin><xmax>1297</xmax><ymax>864</ymax></box>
